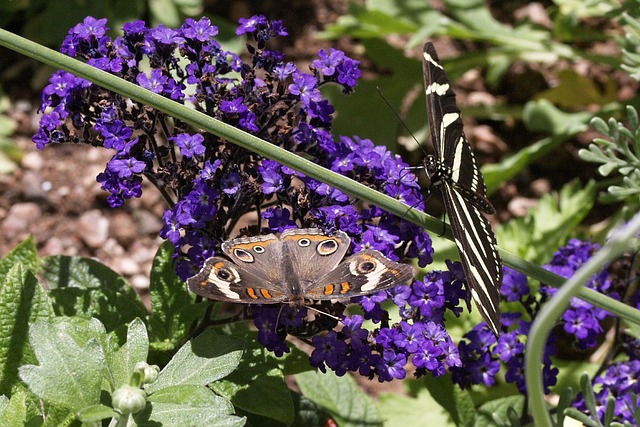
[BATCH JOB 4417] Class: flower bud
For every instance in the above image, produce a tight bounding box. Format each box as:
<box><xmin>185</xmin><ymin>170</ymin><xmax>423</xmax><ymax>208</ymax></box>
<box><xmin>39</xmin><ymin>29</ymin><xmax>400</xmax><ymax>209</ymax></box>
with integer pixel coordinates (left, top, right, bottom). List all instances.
<box><xmin>112</xmin><ymin>385</ymin><xmax>146</xmax><ymax>415</ymax></box>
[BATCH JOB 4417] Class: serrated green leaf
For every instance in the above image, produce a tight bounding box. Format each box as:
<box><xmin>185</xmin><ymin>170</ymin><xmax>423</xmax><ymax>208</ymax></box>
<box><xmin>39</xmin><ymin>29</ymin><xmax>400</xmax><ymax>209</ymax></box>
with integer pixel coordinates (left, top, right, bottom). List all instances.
<box><xmin>42</xmin><ymin>255</ymin><xmax>147</xmax><ymax>331</ymax></box>
<box><xmin>0</xmin><ymin>264</ymin><xmax>53</xmax><ymax>396</ymax></box>
<box><xmin>107</xmin><ymin>318</ymin><xmax>149</xmax><ymax>390</ymax></box>
<box><xmin>145</xmin><ymin>330</ymin><xmax>243</xmax><ymax>393</ymax></box>
<box><xmin>474</xmin><ymin>395</ymin><xmax>525</xmax><ymax>427</ymax></box>
<box><xmin>423</xmin><ymin>374</ymin><xmax>475</xmax><ymax>427</ymax></box>
<box><xmin>210</xmin><ymin>337</ymin><xmax>293</xmax><ymax>425</ymax></box>
<box><xmin>296</xmin><ymin>370</ymin><xmax>382</xmax><ymax>427</ymax></box>
<box><xmin>76</xmin><ymin>404</ymin><xmax>117</xmax><ymax>423</ymax></box>
<box><xmin>0</xmin><ymin>237</ymin><xmax>38</xmax><ymax>284</ymax></box>
<box><xmin>148</xmin><ymin>241</ymin><xmax>200</xmax><ymax>350</ymax></box>
<box><xmin>18</xmin><ymin>319</ymin><xmax>106</xmax><ymax>412</ymax></box>
<box><xmin>377</xmin><ymin>388</ymin><xmax>452</xmax><ymax>427</ymax></box>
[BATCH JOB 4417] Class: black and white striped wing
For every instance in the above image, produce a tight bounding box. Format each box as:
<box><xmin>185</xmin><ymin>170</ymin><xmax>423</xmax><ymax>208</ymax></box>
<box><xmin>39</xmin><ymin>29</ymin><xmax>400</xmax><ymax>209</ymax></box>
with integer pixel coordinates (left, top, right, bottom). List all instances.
<box><xmin>422</xmin><ymin>42</ymin><xmax>502</xmax><ymax>335</ymax></box>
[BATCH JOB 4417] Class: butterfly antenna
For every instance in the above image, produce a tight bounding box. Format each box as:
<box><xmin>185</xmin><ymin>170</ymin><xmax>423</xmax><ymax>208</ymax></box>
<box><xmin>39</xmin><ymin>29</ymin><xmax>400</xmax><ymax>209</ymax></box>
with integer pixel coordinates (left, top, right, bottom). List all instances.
<box><xmin>376</xmin><ymin>86</ymin><xmax>430</xmax><ymax>157</ymax></box>
<box><xmin>306</xmin><ymin>305</ymin><xmax>341</xmax><ymax>322</ymax></box>
<box><xmin>274</xmin><ymin>304</ymin><xmax>286</xmax><ymax>330</ymax></box>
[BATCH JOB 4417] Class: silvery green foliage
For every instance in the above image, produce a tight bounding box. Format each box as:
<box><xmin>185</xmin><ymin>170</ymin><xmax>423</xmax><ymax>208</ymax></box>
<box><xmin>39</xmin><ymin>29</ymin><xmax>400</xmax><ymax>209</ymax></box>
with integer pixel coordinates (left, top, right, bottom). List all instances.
<box><xmin>580</xmin><ymin>106</ymin><xmax>640</xmax><ymax>205</ymax></box>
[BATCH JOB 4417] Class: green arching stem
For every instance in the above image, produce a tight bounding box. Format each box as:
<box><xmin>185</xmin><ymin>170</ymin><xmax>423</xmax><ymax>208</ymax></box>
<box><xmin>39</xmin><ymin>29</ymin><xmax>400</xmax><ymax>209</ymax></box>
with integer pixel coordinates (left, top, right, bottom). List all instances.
<box><xmin>4</xmin><ymin>28</ymin><xmax>640</xmax><ymax>422</ymax></box>
<box><xmin>0</xmin><ymin>29</ymin><xmax>637</xmax><ymax>326</ymax></box>
<box><xmin>526</xmin><ymin>213</ymin><xmax>640</xmax><ymax>427</ymax></box>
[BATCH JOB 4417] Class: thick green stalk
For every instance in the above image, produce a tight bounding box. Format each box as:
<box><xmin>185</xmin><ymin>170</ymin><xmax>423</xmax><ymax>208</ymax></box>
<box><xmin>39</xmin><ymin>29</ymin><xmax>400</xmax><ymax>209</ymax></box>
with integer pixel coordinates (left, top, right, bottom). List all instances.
<box><xmin>526</xmin><ymin>214</ymin><xmax>640</xmax><ymax>426</ymax></box>
<box><xmin>1</xmin><ymin>29</ymin><xmax>638</xmax><ymax>328</ymax></box>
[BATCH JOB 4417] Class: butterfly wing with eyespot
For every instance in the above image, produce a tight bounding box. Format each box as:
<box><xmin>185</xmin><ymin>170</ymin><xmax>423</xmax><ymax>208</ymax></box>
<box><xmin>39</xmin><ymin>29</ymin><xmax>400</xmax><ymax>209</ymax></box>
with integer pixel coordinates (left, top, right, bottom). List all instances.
<box><xmin>281</xmin><ymin>228</ymin><xmax>351</xmax><ymax>286</ymax></box>
<box><xmin>304</xmin><ymin>249</ymin><xmax>414</xmax><ymax>300</ymax></box>
<box><xmin>187</xmin><ymin>233</ymin><xmax>289</xmax><ymax>303</ymax></box>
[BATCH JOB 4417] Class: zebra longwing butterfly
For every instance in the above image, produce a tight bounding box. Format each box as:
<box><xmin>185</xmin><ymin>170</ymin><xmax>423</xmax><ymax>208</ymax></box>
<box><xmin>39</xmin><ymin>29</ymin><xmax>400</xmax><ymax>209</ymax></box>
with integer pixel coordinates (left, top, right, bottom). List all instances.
<box><xmin>421</xmin><ymin>42</ymin><xmax>502</xmax><ymax>335</ymax></box>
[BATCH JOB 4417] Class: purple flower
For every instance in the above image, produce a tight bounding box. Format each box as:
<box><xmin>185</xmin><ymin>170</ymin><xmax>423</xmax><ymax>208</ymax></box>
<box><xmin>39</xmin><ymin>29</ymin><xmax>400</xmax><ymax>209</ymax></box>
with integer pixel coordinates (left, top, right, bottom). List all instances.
<box><xmin>501</xmin><ymin>267</ymin><xmax>529</xmax><ymax>301</ymax></box>
<box><xmin>376</xmin><ymin>349</ymin><xmax>407</xmax><ymax>382</ymax></box>
<box><xmin>136</xmin><ymin>69</ymin><xmax>167</xmax><ymax>94</ymax></box>
<box><xmin>312</xmin><ymin>48</ymin><xmax>345</xmax><ymax>76</ymax></box>
<box><xmin>220</xmin><ymin>172</ymin><xmax>242</xmax><ymax>195</ymax></box>
<box><xmin>108</xmin><ymin>157</ymin><xmax>146</xmax><ymax>178</ymax></box>
<box><xmin>289</xmin><ymin>71</ymin><xmax>322</xmax><ymax>105</ymax></box>
<box><xmin>181</xmin><ymin>17</ymin><xmax>218</xmax><ymax>42</ymax></box>
<box><xmin>172</xmin><ymin>133</ymin><xmax>205</xmax><ymax>158</ymax></box>
<box><xmin>220</xmin><ymin>97</ymin><xmax>248</xmax><ymax>114</ymax></box>
<box><xmin>336</xmin><ymin>58</ymin><xmax>361</xmax><ymax>89</ymax></box>
<box><xmin>235</xmin><ymin>15</ymin><xmax>267</xmax><ymax>35</ymax></box>
<box><xmin>34</xmin><ymin>15</ymin><xmax>465</xmax><ymax>383</ymax></box>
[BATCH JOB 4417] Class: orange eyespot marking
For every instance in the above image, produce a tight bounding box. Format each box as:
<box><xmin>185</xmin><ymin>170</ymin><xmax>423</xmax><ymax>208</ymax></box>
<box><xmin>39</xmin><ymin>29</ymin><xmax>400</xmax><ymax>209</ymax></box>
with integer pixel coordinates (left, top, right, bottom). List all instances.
<box><xmin>340</xmin><ymin>282</ymin><xmax>351</xmax><ymax>294</ymax></box>
<box><xmin>246</xmin><ymin>288</ymin><xmax>259</xmax><ymax>299</ymax></box>
<box><xmin>323</xmin><ymin>284</ymin><xmax>335</xmax><ymax>295</ymax></box>
<box><xmin>199</xmin><ymin>281</ymin><xmax>208</xmax><ymax>287</ymax></box>
<box><xmin>260</xmin><ymin>289</ymin><xmax>272</xmax><ymax>299</ymax></box>
<box><xmin>213</xmin><ymin>261</ymin><xmax>226</xmax><ymax>269</ymax></box>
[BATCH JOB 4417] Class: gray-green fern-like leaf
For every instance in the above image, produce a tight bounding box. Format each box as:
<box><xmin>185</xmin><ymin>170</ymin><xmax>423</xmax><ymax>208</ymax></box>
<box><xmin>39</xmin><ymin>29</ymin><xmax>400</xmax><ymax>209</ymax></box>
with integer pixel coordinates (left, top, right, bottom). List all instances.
<box><xmin>579</xmin><ymin>106</ymin><xmax>640</xmax><ymax>205</ymax></box>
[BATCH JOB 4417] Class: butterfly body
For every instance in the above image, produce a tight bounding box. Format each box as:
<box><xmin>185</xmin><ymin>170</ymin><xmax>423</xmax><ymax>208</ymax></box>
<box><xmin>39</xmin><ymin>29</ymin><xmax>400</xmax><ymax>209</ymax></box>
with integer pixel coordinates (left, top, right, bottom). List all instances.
<box><xmin>188</xmin><ymin>228</ymin><xmax>414</xmax><ymax>305</ymax></box>
<box><xmin>422</xmin><ymin>43</ymin><xmax>503</xmax><ymax>335</ymax></box>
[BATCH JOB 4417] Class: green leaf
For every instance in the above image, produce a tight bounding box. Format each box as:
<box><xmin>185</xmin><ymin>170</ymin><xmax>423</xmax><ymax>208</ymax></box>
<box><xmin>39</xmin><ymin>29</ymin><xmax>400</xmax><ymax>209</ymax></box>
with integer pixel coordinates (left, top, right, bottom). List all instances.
<box><xmin>136</xmin><ymin>385</ymin><xmax>245</xmax><ymax>427</ymax></box>
<box><xmin>18</xmin><ymin>318</ymin><xmax>106</xmax><ymax>412</ymax></box>
<box><xmin>0</xmin><ymin>264</ymin><xmax>53</xmax><ymax>396</ymax></box>
<box><xmin>145</xmin><ymin>330</ymin><xmax>244</xmax><ymax>394</ymax></box>
<box><xmin>535</xmin><ymin>70</ymin><xmax>618</xmax><ymax>108</ymax></box>
<box><xmin>210</xmin><ymin>336</ymin><xmax>294</xmax><ymax>425</ymax></box>
<box><xmin>296</xmin><ymin>370</ymin><xmax>382</xmax><ymax>427</ymax></box>
<box><xmin>290</xmin><ymin>394</ymin><xmax>333</xmax><ymax>427</ymax></box>
<box><xmin>423</xmin><ymin>374</ymin><xmax>476</xmax><ymax>427</ymax></box>
<box><xmin>148</xmin><ymin>384</ymin><xmax>233</xmax><ymax>410</ymax></box>
<box><xmin>523</xmin><ymin>99</ymin><xmax>592</xmax><ymax>135</ymax></box>
<box><xmin>496</xmin><ymin>180</ymin><xmax>596</xmax><ymax>264</ymax></box>
<box><xmin>482</xmin><ymin>133</ymin><xmax>573</xmax><ymax>195</ymax></box>
<box><xmin>475</xmin><ymin>395</ymin><xmax>525</xmax><ymax>427</ymax></box>
<box><xmin>0</xmin><ymin>237</ymin><xmax>38</xmax><ymax>284</ymax></box>
<box><xmin>0</xmin><ymin>388</ymin><xmax>28</xmax><ymax>426</ymax></box>
<box><xmin>76</xmin><ymin>404</ymin><xmax>117</xmax><ymax>423</ymax></box>
<box><xmin>42</xmin><ymin>255</ymin><xmax>147</xmax><ymax>331</ymax></box>
<box><xmin>107</xmin><ymin>318</ymin><xmax>149</xmax><ymax>390</ymax></box>
<box><xmin>148</xmin><ymin>241</ymin><xmax>201</xmax><ymax>350</ymax></box>
<box><xmin>377</xmin><ymin>388</ymin><xmax>453</xmax><ymax>427</ymax></box>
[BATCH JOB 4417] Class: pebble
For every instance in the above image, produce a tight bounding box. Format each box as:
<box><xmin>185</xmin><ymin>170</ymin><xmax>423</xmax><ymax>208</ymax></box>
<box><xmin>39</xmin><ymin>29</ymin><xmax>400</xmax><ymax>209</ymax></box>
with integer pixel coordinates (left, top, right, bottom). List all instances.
<box><xmin>78</xmin><ymin>210</ymin><xmax>110</xmax><ymax>248</ymax></box>
<box><xmin>1</xmin><ymin>202</ymin><xmax>42</xmax><ymax>237</ymax></box>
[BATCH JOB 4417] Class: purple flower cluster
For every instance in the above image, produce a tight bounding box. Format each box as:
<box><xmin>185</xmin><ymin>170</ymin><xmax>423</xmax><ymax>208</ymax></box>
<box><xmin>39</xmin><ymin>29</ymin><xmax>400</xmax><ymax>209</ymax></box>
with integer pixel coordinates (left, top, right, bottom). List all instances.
<box><xmin>306</xmin><ymin>261</ymin><xmax>468</xmax><ymax>382</ymax></box>
<box><xmin>33</xmin><ymin>16</ymin><xmax>465</xmax><ymax>381</ymax></box>
<box><xmin>574</xmin><ymin>361</ymin><xmax>640</xmax><ymax>423</ymax></box>
<box><xmin>449</xmin><ymin>266</ymin><xmax>559</xmax><ymax>394</ymax></box>
<box><xmin>541</xmin><ymin>239</ymin><xmax>616</xmax><ymax>350</ymax></box>
<box><xmin>448</xmin><ymin>237</ymin><xmax>640</xmax><ymax>424</ymax></box>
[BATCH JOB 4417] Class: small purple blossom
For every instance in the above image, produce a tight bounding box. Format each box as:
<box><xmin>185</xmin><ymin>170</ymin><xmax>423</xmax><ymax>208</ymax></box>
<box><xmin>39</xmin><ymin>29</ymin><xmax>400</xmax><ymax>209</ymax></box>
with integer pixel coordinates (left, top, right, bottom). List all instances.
<box><xmin>172</xmin><ymin>133</ymin><xmax>205</xmax><ymax>158</ymax></box>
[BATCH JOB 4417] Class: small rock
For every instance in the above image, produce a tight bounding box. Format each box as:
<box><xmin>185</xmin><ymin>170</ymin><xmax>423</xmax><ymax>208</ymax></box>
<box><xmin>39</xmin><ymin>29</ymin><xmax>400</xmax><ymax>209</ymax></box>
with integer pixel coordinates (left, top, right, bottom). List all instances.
<box><xmin>1</xmin><ymin>203</ymin><xmax>42</xmax><ymax>237</ymax></box>
<box><xmin>114</xmin><ymin>258</ymin><xmax>140</xmax><ymax>276</ymax></box>
<box><xmin>508</xmin><ymin>197</ymin><xmax>538</xmax><ymax>217</ymax></box>
<box><xmin>111</xmin><ymin>212</ymin><xmax>137</xmax><ymax>248</ymax></box>
<box><xmin>130</xmin><ymin>274</ymin><xmax>150</xmax><ymax>291</ymax></box>
<box><xmin>22</xmin><ymin>151</ymin><xmax>44</xmax><ymax>170</ymax></box>
<box><xmin>133</xmin><ymin>210</ymin><xmax>163</xmax><ymax>236</ymax></box>
<box><xmin>78</xmin><ymin>210</ymin><xmax>110</xmax><ymax>249</ymax></box>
